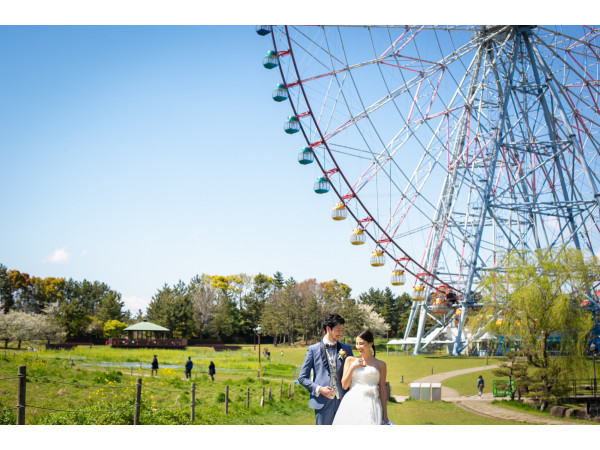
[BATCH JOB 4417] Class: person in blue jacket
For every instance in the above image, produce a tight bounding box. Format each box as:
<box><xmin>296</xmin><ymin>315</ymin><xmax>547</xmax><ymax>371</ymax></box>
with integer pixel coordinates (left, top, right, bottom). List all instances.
<box><xmin>185</xmin><ymin>356</ymin><xmax>193</xmax><ymax>379</ymax></box>
<box><xmin>477</xmin><ymin>375</ymin><xmax>485</xmax><ymax>398</ymax></box>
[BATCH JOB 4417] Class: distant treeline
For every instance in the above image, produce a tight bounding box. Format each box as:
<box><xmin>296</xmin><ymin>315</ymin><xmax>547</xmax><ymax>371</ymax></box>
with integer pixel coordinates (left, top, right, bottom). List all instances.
<box><xmin>0</xmin><ymin>264</ymin><xmax>416</xmax><ymax>344</ymax></box>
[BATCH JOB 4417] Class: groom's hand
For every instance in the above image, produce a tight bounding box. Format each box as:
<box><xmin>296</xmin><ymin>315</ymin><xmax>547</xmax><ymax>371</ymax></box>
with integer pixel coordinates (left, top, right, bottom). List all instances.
<box><xmin>318</xmin><ymin>386</ymin><xmax>334</xmax><ymax>398</ymax></box>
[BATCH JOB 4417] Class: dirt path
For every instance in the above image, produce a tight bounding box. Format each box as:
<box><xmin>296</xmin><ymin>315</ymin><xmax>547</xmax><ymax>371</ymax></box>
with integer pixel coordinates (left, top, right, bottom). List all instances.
<box><xmin>392</xmin><ymin>364</ymin><xmax>587</xmax><ymax>425</ymax></box>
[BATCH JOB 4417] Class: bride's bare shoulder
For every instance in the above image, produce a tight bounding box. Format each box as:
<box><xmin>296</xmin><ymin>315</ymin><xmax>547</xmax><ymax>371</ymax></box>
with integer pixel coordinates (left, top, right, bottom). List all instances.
<box><xmin>374</xmin><ymin>359</ymin><xmax>387</xmax><ymax>370</ymax></box>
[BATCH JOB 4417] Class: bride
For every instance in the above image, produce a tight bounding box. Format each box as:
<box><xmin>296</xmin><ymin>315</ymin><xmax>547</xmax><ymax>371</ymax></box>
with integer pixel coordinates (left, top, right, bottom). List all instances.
<box><xmin>332</xmin><ymin>330</ymin><xmax>389</xmax><ymax>425</ymax></box>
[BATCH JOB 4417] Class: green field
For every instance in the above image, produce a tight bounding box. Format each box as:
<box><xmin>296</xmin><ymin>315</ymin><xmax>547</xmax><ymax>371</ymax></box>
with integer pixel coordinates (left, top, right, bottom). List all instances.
<box><xmin>442</xmin><ymin>366</ymin><xmax>498</xmax><ymax>396</ymax></box>
<box><xmin>0</xmin><ymin>343</ymin><xmax>514</xmax><ymax>425</ymax></box>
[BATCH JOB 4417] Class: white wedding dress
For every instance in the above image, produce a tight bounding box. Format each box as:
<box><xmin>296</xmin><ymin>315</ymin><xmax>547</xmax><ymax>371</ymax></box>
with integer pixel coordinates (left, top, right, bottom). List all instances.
<box><xmin>332</xmin><ymin>365</ymin><xmax>382</xmax><ymax>425</ymax></box>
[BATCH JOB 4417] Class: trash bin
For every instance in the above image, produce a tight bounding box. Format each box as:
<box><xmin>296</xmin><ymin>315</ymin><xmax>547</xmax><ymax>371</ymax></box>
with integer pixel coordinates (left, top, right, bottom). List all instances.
<box><xmin>410</xmin><ymin>383</ymin><xmax>421</xmax><ymax>400</ymax></box>
<box><xmin>431</xmin><ymin>382</ymin><xmax>442</xmax><ymax>401</ymax></box>
<box><xmin>420</xmin><ymin>382</ymin><xmax>431</xmax><ymax>401</ymax></box>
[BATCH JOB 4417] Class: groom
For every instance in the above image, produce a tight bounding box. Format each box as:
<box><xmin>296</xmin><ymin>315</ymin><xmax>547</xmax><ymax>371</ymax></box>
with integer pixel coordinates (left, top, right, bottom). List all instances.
<box><xmin>298</xmin><ymin>313</ymin><xmax>354</xmax><ymax>425</ymax></box>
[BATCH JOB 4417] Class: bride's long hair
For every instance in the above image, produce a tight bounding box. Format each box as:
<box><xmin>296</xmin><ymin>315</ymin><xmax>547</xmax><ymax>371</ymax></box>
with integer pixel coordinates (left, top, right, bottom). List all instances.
<box><xmin>357</xmin><ymin>330</ymin><xmax>376</xmax><ymax>357</ymax></box>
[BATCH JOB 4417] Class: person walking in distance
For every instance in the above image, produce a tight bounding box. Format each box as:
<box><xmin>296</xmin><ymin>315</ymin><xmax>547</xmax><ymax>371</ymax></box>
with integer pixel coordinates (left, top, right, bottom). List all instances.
<box><xmin>185</xmin><ymin>356</ymin><xmax>193</xmax><ymax>380</ymax></box>
<box><xmin>151</xmin><ymin>355</ymin><xmax>159</xmax><ymax>377</ymax></box>
<box><xmin>208</xmin><ymin>361</ymin><xmax>216</xmax><ymax>381</ymax></box>
<box><xmin>477</xmin><ymin>375</ymin><xmax>484</xmax><ymax>398</ymax></box>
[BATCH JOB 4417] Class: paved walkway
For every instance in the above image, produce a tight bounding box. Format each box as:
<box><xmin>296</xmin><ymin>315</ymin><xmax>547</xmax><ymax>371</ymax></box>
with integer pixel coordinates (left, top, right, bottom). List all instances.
<box><xmin>391</xmin><ymin>364</ymin><xmax>586</xmax><ymax>425</ymax></box>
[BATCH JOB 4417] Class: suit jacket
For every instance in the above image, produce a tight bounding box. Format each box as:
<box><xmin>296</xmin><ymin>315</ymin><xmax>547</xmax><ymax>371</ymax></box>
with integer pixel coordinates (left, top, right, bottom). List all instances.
<box><xmin>298</xmin><ymin>341</ymin><xmax>354</xmax><ymax>410</ymax></box>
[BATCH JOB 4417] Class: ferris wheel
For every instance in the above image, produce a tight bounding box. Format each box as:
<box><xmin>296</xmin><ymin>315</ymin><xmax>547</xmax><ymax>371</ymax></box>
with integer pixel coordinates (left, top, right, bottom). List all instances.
<box><xmin>256</xmin><ymin>25</ymin><xmax>600</xmax><ymax>355</ymax></box>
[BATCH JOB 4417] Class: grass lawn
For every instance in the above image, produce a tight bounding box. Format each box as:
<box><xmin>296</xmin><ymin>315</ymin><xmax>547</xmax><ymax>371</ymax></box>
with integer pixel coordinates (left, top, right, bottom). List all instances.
<box><xmin>443</xmin><ymin>366</ymin><xmax>499</xmax><ymax>396</ymax></box>
<box><xmin>388</xmin><ymin>398</ymin><xmax>523</xmax><ymax>424</ymax></box>
<box><xmin>0</xmin><ymin>342</ymin><xmax>503</xmax><ymax>424</ymax></box>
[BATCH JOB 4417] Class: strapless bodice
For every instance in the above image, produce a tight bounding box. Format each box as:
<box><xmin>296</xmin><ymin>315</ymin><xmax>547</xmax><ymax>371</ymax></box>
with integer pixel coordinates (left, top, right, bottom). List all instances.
<box><xmin>350</xmin><ymin>365</ymin><xmax>380</xmax><ymax>397</ymax></box>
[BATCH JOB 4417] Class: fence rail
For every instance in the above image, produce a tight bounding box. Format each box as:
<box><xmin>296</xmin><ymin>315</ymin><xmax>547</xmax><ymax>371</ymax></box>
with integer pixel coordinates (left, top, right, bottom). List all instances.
<box><xmin>566</xmin><ymin>378</ymin><xmax>598</xmax><ymax>398</ymax></box>
<box><xmin>0</xmin><ymin>365</ymin><xmax>297</xmax><ymax>425</ymax></box>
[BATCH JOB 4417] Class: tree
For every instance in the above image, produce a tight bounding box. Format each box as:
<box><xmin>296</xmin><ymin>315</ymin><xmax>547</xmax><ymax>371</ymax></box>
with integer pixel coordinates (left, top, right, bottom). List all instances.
<box><xmin>146</xmin><ymin>282</ymin><xmax>196</xmax><ymax>338</ymax></box>
<box><xmin>74</xmin><ymin>280</ymin><xmax>114</xmax><ymax>315</ymax></box>
<box><xmin>260</xmin><ymin>289</ymin><xmax>287</xmax><ymax>345</ymax></box>
<box><xmin>189</xmin><ymin>275</ymin><xmax>218</xmax><ymax>338</ymax></box>
<box><xmin>491</xmin><ymin>349</ymin><xmax>529</xmax><ymax>401</ymax></box>
<box><xmin>2</xmin><ymin>311</ymin><xmax>38</xmax><ymax>348</ymax></box>
<box><xmin>50</xmin><ymin>296</ymin><xmax>92</xmax><ymax>339</ymax></box>
<box><xmin>478</xmin><ymin>247</ymin><xmax>596</xmax><ymax>410</ymax></box>
<box><xmin>36</xmin><ymin>316</ymin><xmax>67</xmax><ymax>345</ymax></box>
<box><xmin>272</xmin><ymin>271</ymin><xmax>285</xmax><ymax>290</ymax></box>
<box><xmin>0</xmin><ymin>264</ymin><xmax>14</xmax><ymax>313</ymax></box>
<box><xmin>31</xmin><ymin>276</ymin><xmax>66</xmax><ymax>313</ymax></box>
<box><xmin>103</xmin><ymin>319</ymin><xmax>128</xmax><ymax>338</ymax></box>
<box><xmin>6</xmin><ymin>270</ymin><xmax>33</xmax><ymax>312</ymax></box>
<box><xmin>358</xmin><ymin>287</ymin><xmax>407</xmax><ymax>336</ymax></box>
<box><xmin>294</xmin><ymin>279</ymin><xmax>321</xmax><ymax>344</ymax></box>
<box><xmin>241</xmin><ymin>273</ymin><xmax>274</xmax><ymax>335</ymax></box>
<box><xmin>209</xmin><ymin>274</ymin><xmax>251</xmax><ymax>338</ymax></box>
<box><xmin>0</xmin><ymin>312</ymin><xmax>9</xmax><ymax>347</ymax></box>
<box><xmin>396</xmin><ymin>292</ymin><xmax>418</xmax><ymax>337</ymax></box>
<box><xmin>358</xmin><ymin>303</ymin><xmax>390</xmax><ymax>337</ymax></box>
<box><xmin>95</xmin><ymin>290</ymin><xmax>126</xmax><ymax>323</ymax></box>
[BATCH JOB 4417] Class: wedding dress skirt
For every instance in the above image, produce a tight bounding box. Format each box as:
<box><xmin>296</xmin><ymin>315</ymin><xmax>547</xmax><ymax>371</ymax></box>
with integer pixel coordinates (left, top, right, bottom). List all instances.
<box><xmin>332</xmin><ymin>365</ymin><xmax>382</xmax><ymax>425</ymax></box>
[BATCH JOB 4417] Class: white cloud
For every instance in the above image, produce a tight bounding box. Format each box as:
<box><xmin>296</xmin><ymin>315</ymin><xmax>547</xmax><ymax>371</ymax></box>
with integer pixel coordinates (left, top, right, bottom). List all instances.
<box><xmin>48</xmin><ymin>248</ymin><xmax>70</xmax><ymax>263</ymax></box>
<box><xmin>123</xmin><ymin>295</ymin><xmax>150</xmax><ymax>314</ymax></box>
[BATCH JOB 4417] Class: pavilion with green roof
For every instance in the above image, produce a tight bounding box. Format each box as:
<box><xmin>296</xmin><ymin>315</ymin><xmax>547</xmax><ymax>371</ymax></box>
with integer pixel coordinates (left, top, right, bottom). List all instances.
<box><xmin>123</xmin><ymin>320</ymin><xmax>170</xmax><ymax>341</ymax></box>
<box><xmin>108</xmin><ymin>320</ymin><xmax>186</xmax><ymax>348</ymax></box>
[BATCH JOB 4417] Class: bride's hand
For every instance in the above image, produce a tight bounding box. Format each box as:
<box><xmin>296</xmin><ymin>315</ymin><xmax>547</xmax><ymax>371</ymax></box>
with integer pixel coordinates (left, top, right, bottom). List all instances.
<box><xmin>351</xmin><ymin>357</ymin><xmax>365</xmax><ymax>369</ymax></box>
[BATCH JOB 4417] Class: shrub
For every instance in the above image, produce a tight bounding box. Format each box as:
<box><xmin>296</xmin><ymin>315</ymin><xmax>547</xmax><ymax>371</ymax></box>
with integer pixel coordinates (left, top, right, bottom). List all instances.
<box><xmin>94</xmin><ymin>370</ymin><xmax>122</xmax><ymax>384</ymax></box>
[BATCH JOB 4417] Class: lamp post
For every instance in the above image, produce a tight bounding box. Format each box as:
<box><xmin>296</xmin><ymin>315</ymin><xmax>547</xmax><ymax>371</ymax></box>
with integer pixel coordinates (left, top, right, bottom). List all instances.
<box><xmin>254</xmin><ymin>325</ymin><xmax>262</xmax><ymax>379</ymax></box>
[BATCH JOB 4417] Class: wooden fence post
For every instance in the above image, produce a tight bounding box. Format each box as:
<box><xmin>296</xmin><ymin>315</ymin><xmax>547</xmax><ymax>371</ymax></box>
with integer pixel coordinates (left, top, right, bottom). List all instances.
<box><xmin>16</xmin><ymin>365</ymin><xmax>26</xmax><ymax>425</ymax></box>
<box><xmin>268</xmin><ymin>387</ymin><xmax>271</xmax><ymax>401</ymax></box>
<box><xmin>190</xmin><ymin>383</ymin><xmax>196</xmax><ymax>422</ymax></box>
<box><xmin>280</xmin><ymin>380</ymin><xmax>283</xmax><ymax>399</ymax></box>
<box><xmin>134</xmin><ymin>378</ymin><xmax>142</xmax><ymax>425</ymax></box>
<box><xmin>260</xmin><ymin>387</ymin><xmax>265</xmax><ymax>407</ymax></box>
<box><xmin>246</xmin><ymin>387</ymin><xmax>250</xmax><ymax>408</ymax></box>
<box><xmin>225</xmin><ymin>386</ymin><xmax>229</xmax><ymax>415</ymax></box>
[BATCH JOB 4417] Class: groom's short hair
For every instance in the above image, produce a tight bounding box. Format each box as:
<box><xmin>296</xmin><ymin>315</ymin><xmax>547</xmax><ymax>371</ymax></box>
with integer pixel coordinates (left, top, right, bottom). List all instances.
<box><xmin>322</xmin><ymin>313</ymin><xmax>345</xmax><ymax>331</ymax></box>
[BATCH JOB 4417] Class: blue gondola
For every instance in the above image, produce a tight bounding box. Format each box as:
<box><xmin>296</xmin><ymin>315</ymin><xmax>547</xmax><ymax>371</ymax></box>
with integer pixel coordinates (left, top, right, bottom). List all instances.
<box><xmin>298</xmin><ymin>147</ymin><xmax>314</xmax><ymax>165</ymax></box>
<box><xmin>256</xmin><ymin>26</ymin><xmax>273</xmax><ymax>36</ymax></box>
<box><xmin>314</xmin><ymin>176</ymin><xmax>330</xmax><ymax>194</ymax></box>
<box><xmin>284</xmin><ymin>116</ymin><xmax>300</xmax><ymax>134</ymax></box>
<box><xmin>263</xmin><ymin>51</ymin><xmax>279</xmax><ymax>69</ymax></box>
<box><xmin>272</xmin><ymin>84</ymin><xmax>288</xmax><ymax>102</ymax></box>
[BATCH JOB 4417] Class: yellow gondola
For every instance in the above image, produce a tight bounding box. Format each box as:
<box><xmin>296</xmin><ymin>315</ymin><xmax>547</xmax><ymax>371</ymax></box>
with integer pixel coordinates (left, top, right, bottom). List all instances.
<box><xmin>350</xmin><ymin>228</ymin><xmax>366</xmax><ymax>245</ymax></box>
<box><xmin>390</xmin><ymin>270</ymin><xmax>406</xmax><ymax>286</ymax></box>
<box><xmin>331</xmin><ymin>203</ymin><xmax>347</xmax><ymax>221</ymax></box>
<box><xmin>370</xmin><ymin>250</ymin><xmax>385</xmax><ymax>267</ymax></box>
<box><xmin>411</xmin><ymin>286</ymin><xmax>426</xmax><ymax>301</ymax></box>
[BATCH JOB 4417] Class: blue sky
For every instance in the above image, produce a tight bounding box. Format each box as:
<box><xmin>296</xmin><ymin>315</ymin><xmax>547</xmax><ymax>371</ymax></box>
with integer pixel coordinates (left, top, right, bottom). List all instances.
<box><xmin>0</xmin><ymin>25</ymin><xmax>413</xmax><ymax>313</ymax></box>
<box><xmin>0</xmin><ymin>5</ymin><xmax>581</xmax><ymax>315</ymax></box>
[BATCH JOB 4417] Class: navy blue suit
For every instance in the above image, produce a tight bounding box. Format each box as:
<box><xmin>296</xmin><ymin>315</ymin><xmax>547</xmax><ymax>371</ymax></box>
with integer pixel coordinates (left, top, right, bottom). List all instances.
<box><xmin>298</xmin><ymin>341</ymin><xmax>354</xmax><ymax>425</ymax></box>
